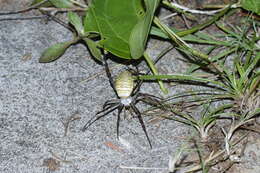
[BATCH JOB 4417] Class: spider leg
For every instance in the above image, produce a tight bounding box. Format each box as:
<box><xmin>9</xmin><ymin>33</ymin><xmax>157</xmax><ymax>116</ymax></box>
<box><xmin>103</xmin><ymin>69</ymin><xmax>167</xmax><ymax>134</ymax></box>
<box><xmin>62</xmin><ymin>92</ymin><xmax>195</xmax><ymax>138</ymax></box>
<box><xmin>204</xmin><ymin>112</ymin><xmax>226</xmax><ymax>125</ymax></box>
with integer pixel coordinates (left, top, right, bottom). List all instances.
<box><xmin>137</xmin><ymin>93</ymin><xmax>163</xmax><ymax>101</ymax></box>
<box><xmin>132</xmin><ymin>80</ymin><xmax>143</xmax><ymax>96</ymax></box>
<box><xmin>130</xmin><ymin>103</ymin><xmax>152</xmax><ymax>148</ymax></box>
<box><xmin>116</xmin><ymin>105</ymin><xmax>124</xmax><ymax>139</ymax></box>
<box><xmin>103</xmin><ymin>99</ymin><xmax>120</xmax><ymax>109</ymax></box>
<box><xmin>82</xmin><ymin>104</ymin><xmax>119</xmax><ymax>131</ymax></box>
<box><xmin>136</xmin><ymin>93</ymin><xmax>163</xmax><ymax>107</ymax></box>
<box><xmin>131</xmin><ymin>67</ymin><xmax>143</xmax><ymax>96</ymax></box>
<box><xmin>103</xmin><ymin>54</ymin><xmax>119</xmax><ymax>98</ymax></box>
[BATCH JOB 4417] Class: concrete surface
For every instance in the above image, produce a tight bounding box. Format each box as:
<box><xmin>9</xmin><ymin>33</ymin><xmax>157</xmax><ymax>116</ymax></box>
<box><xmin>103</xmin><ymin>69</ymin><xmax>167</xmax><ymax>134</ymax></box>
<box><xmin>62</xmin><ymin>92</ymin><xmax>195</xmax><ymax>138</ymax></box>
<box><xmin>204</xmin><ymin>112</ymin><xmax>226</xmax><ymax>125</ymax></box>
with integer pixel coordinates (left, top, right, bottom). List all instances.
<box><xmin>0</xmin><ymin>1</ymin><xmax>189</xmax><ymax>173</ymax></box>
<box><xmin>1</xmin><ymin>1</ymin><xmax>259</xmax><ymax>173</ymax></box>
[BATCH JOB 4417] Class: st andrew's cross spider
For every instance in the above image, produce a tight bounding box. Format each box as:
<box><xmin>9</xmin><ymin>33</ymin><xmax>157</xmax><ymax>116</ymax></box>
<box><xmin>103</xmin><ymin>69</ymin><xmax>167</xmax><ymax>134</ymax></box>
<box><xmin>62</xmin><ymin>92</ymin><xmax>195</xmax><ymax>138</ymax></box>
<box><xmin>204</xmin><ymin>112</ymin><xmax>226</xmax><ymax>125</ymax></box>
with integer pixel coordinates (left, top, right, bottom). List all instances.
<box><xmin>82</xmin><ymin>56</ymin><xmax>163</xmax><ymax>148</ymax></box>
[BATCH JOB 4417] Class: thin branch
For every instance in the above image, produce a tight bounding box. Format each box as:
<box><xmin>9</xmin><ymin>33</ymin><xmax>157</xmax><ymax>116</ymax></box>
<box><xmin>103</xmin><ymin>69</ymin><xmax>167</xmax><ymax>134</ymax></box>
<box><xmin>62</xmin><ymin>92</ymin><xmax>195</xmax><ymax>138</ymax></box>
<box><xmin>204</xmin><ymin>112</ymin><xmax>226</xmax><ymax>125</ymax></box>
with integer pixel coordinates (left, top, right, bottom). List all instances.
<box><xmin>40</xmin><ymin>10</ymin><xmax>74</xmax><ymax>31</ymax></box>
<box><xmin>0</xmin><ymin>0</ymin><xmax>49</xmax><ymax>15</ymax></box>
<box><xmin>0</xmin><ymin>15</ymin><xmax>47</xmax><ymax>21</ymax></box>
<box><xmin>39</xmin><ymin>7</ymin><xmax>86</xmax><ymax>13</ymax></box>
<box><xmin>167</xmin><ymin>1</ymin><xmax>239</xmax><ymax>15</ymax></box>
<box><xmin>61</xmin><ymin>113</ymin><xmax>81</xmax><ymax>136</ymax></box>
<box><xmin>161</xmin><ymin>13</ymin><xmax>178</xmax><ymax>20</ymax></box>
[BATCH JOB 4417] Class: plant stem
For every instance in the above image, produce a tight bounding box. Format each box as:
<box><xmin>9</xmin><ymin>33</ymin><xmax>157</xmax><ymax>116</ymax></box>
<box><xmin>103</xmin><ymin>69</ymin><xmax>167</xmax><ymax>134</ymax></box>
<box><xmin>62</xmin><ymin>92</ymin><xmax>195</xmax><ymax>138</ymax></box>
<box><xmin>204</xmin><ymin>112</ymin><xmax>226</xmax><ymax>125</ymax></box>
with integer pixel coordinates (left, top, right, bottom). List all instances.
<box><xmin>153</xmin><ymin>17</ymin><xmax>223</xmax><ymax>73</ymax></box>
<box><xmin>143</xmin><ymin>51</ymin><xmax>168</xmax><ymax>94</ymax></box>
<box><xmin>138</xmin><ymin>74</ymin><xmax>227</xmax><ymax>89</ymax></box>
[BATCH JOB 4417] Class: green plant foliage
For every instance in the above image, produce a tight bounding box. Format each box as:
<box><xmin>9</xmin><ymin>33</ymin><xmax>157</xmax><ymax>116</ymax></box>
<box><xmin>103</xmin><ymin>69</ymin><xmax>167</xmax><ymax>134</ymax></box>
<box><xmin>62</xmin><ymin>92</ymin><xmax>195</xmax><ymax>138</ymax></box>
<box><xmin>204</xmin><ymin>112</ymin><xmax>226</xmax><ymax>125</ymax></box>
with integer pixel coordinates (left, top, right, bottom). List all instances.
<box><xmin>129</xmin><ymin>0</ymin><xmax>160</xmax><ymax>58</ymax></box>
<box><xmin>84</xmin><ymin>0</ymin><xmax>144</xmax><ymax>59</ymax></box>
<box><xmin>67</xmin><ymin>12</ymin><xmax>103</xmax><ymax>61</ymax></box>
<box><xmin>50</xmin><ymin>0</ymin><xmax>74</xmax><ymax>8</ymax></box>
<box><xmin>161</xmin><ymin>102</ymin><xmax>233</xmax><ymax>140</ymax></box>
<box><xmin>84</xmin><ymin>0</ymin><xmax>159</xmax><ymax>59</ymax></box>
<box><xmin>150</xmin><ymin>6</ymin><xmax>230</xmax><ymax>39</ymax></box>
<box><xmin>39</xmin><ymin>41</ymin><xmax>74</xmax><ymax>63</ymax></box>
<box><xmin>83</xmin><ymin>38</ymin><xmax>102</xmax><ymax>61</ymax></box>
<box><xmin>241</xmin><ymin>0</ymin><xmax>260</xmax><ymax>15</ymax></box>
<box><xmin>68</xmin><ymin>12</ymin><xmax>84</xmax><ymax>36</ymax></box>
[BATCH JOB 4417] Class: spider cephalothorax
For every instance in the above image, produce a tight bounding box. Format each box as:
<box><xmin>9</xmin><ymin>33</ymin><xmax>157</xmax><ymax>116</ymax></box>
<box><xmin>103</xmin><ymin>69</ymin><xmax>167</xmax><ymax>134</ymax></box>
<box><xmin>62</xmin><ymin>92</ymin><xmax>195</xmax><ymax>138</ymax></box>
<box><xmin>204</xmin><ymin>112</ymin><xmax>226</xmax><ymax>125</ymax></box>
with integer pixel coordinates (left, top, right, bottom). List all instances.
<box><xmin>82</xmin><ymin>62</ymin><xmax>162</xmax><ymax>148</ymax></box>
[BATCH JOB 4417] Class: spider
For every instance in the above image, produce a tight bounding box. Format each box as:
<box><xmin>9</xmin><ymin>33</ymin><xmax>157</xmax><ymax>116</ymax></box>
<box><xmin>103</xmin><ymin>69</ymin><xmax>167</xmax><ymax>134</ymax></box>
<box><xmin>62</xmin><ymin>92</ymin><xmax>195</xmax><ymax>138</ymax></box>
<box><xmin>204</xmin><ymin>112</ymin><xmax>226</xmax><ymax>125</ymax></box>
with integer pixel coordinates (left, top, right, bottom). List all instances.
<box><xmin>82</xmin><ymin>56</ymin><xmax>162</xmax><ymax>148</ymax></box>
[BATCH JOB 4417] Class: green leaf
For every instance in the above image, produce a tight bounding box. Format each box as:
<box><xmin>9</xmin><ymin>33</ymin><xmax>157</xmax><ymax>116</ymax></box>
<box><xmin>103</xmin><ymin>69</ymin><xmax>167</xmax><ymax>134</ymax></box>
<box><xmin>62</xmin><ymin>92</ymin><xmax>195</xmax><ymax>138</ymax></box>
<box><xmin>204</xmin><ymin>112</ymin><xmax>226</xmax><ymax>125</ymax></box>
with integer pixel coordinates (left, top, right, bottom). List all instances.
<box><xmin>129</xmin><ymin>0</ymin><xmax>160</xmax><ymax>59</ymax></box>
<box><xmin>68</xmin><ymin>12</ymin><xmax>84</xmax><ymax>35</ymax></box>
<box><xmin>39</xmin><ymin>41</ymin><xmax>74</xmax><ymax>63</ymax></box>
<box><xmin>241</xmin><ymin>0</ymin><xmax>260</xmax><ymax>15</ymax></box>
<box><xmin>50</xmin><ymin>0</ymin><xmax>74</xmax><ymax>8</ymax></box>
<box><xmin>84</xmin><ymin>0</ymin><xmax>158</xmax><ymax>59</ymax></box>
<box><xmin>83</xmin><ymin>38</ymin><xmax>102</xmax><ymax>62</ymax></box>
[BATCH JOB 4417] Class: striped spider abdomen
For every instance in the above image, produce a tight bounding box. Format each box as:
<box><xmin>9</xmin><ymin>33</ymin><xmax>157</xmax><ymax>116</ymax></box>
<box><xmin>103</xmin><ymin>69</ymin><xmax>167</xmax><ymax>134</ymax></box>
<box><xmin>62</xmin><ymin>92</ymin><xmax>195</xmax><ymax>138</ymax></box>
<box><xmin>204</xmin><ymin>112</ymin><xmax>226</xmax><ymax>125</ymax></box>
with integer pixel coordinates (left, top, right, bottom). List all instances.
<box><xmin>115</xmin><ymin>71</ymin><xmax>134</xmax><ymax>98</ymax></box>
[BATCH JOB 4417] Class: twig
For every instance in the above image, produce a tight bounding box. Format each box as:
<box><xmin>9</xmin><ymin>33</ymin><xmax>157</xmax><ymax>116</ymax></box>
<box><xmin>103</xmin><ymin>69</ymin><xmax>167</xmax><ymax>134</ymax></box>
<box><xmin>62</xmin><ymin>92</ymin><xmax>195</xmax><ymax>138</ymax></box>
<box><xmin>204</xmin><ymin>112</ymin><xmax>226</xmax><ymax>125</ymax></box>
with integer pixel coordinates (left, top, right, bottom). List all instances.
<box><xmin>50</xmin><ymin>151</ymin><xmax>72</xmax><ymax>164</ymax></box>
<box><xmin>0</xmin><ymin>15</ymin><xmax>47</xmax><ymax>21</ymax></box>
<box><xmin>161</xmin><ymin>13</ymin><xmax>178</xmax><ymax>20</ymax></box>
<box><xmin>176</xmin><ymin>0</ymin><xmax>191</xmax><ymax>28</ymax></box>
<box><xmin>240</xmin><ymin>125</ymin><xmax>260</xmax><ymax>134</ymax></box>
<box><xmin>165</xmin><ymin>1</ymin><xmax>239</xmax><ymax>15</ymax></box>
<box><xmin>170</xmin><ymin>2</ymin><xmax>223</xmax><ymax>15</ymax></box>
<box><xmin>61</xmin><ymin>113</ymin><xmax>81</xmax><ymax>136</ymax></box>
<box><xmin>39</xmin><ymin>7</ymin><xmax>86</xmax><ymax>13</ymax></box>
<box><xmin>65</xmin><ymin>150</ymin><xmax>88</xmax><ymax>161</ymax></box>
<box><xmin>181</xmin><ymin>13</ymin><xmax>191</xmax><ymax>28</ymax></box>
<box><xmin>40</xmin><ymin>10</ymin><xmax>74</xmax><ymax>31</ymax></box>
<box><xmin>0</xmin><ymin>0</ymin><xmax>49</xmax><ymax>15</ymax></box>
<box><xmin>21</xmin><ymin>53</ymin><xmax>32</xmax><ymax>61</ymax></box>
<box><xmin>0</xmin><ymin>8</ymin><xmax>74</xmax><ymax>32</ymax></box>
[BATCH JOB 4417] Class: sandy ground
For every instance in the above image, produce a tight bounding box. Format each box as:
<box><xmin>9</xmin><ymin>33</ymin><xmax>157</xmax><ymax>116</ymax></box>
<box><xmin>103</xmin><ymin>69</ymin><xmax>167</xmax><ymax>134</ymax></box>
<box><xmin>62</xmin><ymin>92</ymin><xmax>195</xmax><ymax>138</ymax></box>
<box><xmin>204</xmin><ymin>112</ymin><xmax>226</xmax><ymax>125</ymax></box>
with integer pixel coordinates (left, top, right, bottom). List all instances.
<box><xmin>0</xmin><ymin>1</ymin><xmax>259</xmax><ymax>173</ymax></box>
<box><xmin>0</xmin><ymin>1</ymin><xmax>190</xmax><ymax>173</ymax></box>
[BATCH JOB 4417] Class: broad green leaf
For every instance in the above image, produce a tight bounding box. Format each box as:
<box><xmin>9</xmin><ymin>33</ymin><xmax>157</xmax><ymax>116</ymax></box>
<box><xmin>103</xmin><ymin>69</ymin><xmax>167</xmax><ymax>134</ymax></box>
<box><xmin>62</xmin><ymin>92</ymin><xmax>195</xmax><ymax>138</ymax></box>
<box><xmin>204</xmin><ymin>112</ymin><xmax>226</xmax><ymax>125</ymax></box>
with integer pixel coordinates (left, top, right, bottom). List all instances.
<box><xmin>84</xmin><ymin>0</ymin><xmax>151</xmax><ymax>59</ymax></box>
<box><xmin>30</xmin><ymin>0</ymin><xmax>53</xmax><ymax>7</ymax></box>
<box><xmin>129</xmin><ymin>0</ymin><xmax>160</xmax><ymax>59</ymax></box>
<box><xmin>50</xmin><ymin>0</ymin><xmax>74</xmax><ymax>8</ymax></box>
<box><xmin>83</xmin><ymin>38</ymin><xmax>102</xmax><ymax>61</ymax></box>
<box><xmin>241</xmin><ymin>0</ymin><xmax>260</xmax><ymax>15</ymax></box>
<box><xmin>68</xmin><ymin>12</ymin><xmax>84</xmax><ymax>35</ymax></box>
<box><xmin>39</xmin><ymin>41</ymin><xmax>74</xmax><ymax>63</ymax></box>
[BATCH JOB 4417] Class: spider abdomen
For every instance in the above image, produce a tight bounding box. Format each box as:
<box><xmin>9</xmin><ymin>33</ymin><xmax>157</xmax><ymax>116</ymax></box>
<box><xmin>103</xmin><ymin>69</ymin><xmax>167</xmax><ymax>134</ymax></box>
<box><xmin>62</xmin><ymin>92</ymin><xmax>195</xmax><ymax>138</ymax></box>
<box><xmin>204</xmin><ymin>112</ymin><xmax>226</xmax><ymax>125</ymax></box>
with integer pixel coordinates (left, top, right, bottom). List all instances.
<box><xmin>115</xmin><ymin>71</ymin><xmax>134</xmax><ymax>98</ymax></box>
